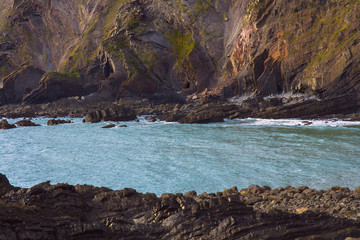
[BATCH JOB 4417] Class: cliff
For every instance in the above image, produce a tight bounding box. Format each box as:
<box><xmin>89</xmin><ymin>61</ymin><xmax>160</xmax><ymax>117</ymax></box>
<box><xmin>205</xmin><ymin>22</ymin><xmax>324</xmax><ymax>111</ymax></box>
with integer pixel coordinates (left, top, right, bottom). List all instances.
<box><xmin>0</xmin><ymin>0</ymin><xmax>360</xmax><ymax>114</ymax></box>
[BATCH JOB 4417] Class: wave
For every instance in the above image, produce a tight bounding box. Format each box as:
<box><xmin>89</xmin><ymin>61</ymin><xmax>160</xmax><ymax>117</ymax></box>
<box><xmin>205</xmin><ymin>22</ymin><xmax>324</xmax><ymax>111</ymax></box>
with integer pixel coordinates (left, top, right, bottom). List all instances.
<box><xmin>231</xmin><ymin>118</ymin><xmax>360</xmax><ymax>127</ymax></box>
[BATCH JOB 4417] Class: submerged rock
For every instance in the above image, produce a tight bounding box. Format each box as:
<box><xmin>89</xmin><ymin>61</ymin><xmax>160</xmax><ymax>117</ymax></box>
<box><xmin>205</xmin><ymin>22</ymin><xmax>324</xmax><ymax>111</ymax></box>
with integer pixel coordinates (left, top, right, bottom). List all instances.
<box><xmin>102</xmin><ymin>124</ymin><xmax>115</xmax><ymax>128</ymax></box>
<box><xmin>0</xmin><ymin>119</ymin><xmax>16</xmax><ymax>129</ymax></box>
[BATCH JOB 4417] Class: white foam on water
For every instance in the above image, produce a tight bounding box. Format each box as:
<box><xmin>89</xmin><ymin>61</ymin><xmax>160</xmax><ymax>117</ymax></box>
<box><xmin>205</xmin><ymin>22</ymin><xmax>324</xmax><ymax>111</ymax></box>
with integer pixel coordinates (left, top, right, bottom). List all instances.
<box><xmin>235</xmin><ymin>118</ymin><xmax>360</xmax><ymax>127</ymax></box>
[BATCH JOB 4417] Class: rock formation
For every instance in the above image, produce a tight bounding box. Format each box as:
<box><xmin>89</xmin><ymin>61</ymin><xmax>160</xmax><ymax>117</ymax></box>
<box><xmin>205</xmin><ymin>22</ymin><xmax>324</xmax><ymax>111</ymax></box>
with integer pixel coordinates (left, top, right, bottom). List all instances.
<box><xmin>15</xmin><ymin>119</ymin><xmax>40</xmax><ymax>127</ymax></box>
<box><xmin>0</xmin><ymin>119</ymin><xmax>16</xmax><ymax>129</ymax></box>
<box><xmin>47</xmin><ymin>119</ymin><xmax>72</xmax><ymax>126</ymax></box>
<box><xmin>83</xmin><ymin>105</ymin><xmax>137</xmax><ymax>123</ymax></box>
<box><xmin>0</xmin><ymin>0</ymin><xmax>359</xmax><ymax>115</ymax></box>
<box><xmin>0</xmin><ymin>173</ymin><xmax>359</xmax><ymax>239</ymax></box>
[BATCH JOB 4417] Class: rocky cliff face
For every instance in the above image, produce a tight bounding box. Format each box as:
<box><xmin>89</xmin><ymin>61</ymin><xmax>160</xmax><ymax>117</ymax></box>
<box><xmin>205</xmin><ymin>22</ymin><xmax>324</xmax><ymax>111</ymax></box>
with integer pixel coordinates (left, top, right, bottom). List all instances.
<box><xmin>0</xmin><ymin>0</ymin><xmax>360</xmax><ymax>107</ymax></box>
<box><xmin>223</xmin><ymin>0</ymin><xmax>360</xmax><ymax>100</ymax></box>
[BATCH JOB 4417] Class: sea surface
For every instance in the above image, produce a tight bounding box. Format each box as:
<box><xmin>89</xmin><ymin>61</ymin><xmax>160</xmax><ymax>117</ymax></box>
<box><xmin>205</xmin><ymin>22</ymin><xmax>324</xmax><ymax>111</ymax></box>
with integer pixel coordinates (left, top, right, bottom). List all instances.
<box><xmin>1</xmin><ymin>117</ymin><xmax>360</xmax><ymax>195</ymax></box>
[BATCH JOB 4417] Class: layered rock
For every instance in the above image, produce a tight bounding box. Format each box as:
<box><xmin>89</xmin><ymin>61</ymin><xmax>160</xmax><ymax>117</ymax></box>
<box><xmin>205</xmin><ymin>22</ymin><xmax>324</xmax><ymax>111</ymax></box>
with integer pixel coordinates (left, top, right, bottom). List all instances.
<box><xmin>0</xmin><ymin>65</ymin><xmax>45</xmax><ymax>104</ymax></box>
<box><xmin>0</xmin><ymin>173</ymin><xmax>359</xmax><ymax>239</ymax></box>
<box><xmin>23</xmin><ymin>71</ymin><xmax>86</xmax><ymax>104</ymax></box>
<box><xmin>47</xmin><ymin>119</ymin><xmax>72</xmax><ymax>126</ymax></box>
<box><xmin>0</xmin><ymin>0</ymin><xmax>359</xmax><ymax>118</ymax></box>
<box><xmin>83</xmin><ymin>105</ymin><xmax>137</xmax><ymax>123</ymax></box>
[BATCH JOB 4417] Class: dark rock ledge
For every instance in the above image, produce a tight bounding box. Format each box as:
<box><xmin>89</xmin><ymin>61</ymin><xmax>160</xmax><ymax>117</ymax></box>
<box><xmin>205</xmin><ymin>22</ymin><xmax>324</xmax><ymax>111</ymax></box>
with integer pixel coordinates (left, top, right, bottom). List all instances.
<box><xmin>0</xmin><ymin>174</ymin><xmax>359</xmax><ymax>239</ymax></box>
<box><xmin>1</xmin><ymin>94</ymin><xmax>360</xmax><ymax>124</ymax></box>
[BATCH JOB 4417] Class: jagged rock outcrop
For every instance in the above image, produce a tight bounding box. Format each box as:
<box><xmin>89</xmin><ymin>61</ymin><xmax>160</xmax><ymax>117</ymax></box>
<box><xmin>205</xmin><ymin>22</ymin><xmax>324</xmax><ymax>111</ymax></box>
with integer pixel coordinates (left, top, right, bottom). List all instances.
<box><xmin>23</xmin><ymin>71</ymin><xmax>86</xmax><ymax>104</ymax></box>
<box><xmin>0</xmin><ymin>173</ymin><xmax>359</xmax><ymax>239</ymax></box>
<box><xmin>83</xmin><ymin>105</ymin><xmax>137</xmax><ymax>123</ymax></box>
<box><xmin>0</xmin><ymin>0</ymin><xmax>359</xmax><ymax>115</ymax></box>
<box><xmin>15</xmin><ymin>119</ymin><xmax>40</xmax><ymax>127</ymax></box>
<box><xmin>222</xmin><ymin>0</ymin><xmax>360</xmax><ymax>100</ymax></box>
<box><xmin>0</xmin><ymin>65</ymin><xmax>44</xmax><ymax>104</ymax></box>
<box><xmin>47</xmin><ymin>119</ymin><xmax>72</xmax><ymax>126</ymax></box>
<box><xmin>0</xmin><ymin>119</ymin><xmax>16</xmax><ymax>129</ymax></box>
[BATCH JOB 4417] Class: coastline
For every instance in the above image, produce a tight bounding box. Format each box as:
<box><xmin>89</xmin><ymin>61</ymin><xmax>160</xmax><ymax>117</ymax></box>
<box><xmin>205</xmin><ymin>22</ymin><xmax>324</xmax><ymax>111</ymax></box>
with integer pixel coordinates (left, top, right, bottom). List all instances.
<box><xmin>1</xmin><ymin>94</ymin><xmax>360</xmax><ymax>124</ymax></box>
<box><xmin>0</xmin><ymin>173</ymin><xmax>359</xmax><ymax>239</ymax></box>
<box><xmin>1</xmin><ymin>96</ymin><xmax>359</xmax><ymax>239</ymax></box>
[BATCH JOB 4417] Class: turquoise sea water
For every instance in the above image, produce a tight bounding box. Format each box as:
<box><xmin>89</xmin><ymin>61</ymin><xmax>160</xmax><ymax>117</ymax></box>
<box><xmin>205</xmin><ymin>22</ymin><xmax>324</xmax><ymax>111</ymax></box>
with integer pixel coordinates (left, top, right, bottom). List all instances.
<box><xmin>0</xmin><ymin>117</ymin><xmax>360</xmax><ymax>195</ymax></box>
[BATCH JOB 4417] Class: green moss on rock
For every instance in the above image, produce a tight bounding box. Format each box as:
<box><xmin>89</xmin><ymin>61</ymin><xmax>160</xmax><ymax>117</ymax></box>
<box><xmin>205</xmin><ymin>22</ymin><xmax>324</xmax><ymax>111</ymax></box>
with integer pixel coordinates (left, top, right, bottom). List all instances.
<box><xmin>166</xmin><ymin>30</ymin><xmax>196</xmax><ymax>65</ymax></box>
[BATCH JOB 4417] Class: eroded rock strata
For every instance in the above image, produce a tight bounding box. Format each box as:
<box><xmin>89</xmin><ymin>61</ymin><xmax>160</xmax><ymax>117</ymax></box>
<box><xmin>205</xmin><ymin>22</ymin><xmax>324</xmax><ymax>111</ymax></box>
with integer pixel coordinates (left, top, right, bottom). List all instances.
<box><xmin>0</xmin><ymin>174</ymin><xmax>359</xmax><ymax>239</ymax></box>
<box><xmin>0</xmin><ymin>0</ymin><xmax>359</xmax><ymax>118</ymax></box>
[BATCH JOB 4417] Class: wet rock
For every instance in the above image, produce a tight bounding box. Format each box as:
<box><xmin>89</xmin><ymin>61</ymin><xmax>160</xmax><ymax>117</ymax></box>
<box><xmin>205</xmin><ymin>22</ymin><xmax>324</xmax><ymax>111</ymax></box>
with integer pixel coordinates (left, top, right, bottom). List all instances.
<box><xmin>177</xmin><ymin>104</ymin><xmax>239</xmax><ymax>124</ymax></box>
<box><xmin>15</xmin><ymin>120</ymin><xmax>40</xmax><ymax>127</ymax></box>
<box><xmin>119</xmin><ymin>125</ymin><xmax>127</xmax><ymax>127</ymax></box>
<box><xmin>302</xmin><ymin>121</ymin><xmax>313</xmax><ymax>126</ymax></box>
<box><xmin>47</xmin><ymin>119</ymin><xmax>72</xmax><ymax>126</ymax></box>
<box><xmin>102</xmin><ymin>124</ymin><xmax>115</xmax><ymax>128</ymax></box>
<box><xmin>83</xmin><ymin>106</ymin><xmax>137</xmax><ymax>123</ymax></box>
<box><xmin>145</xmin><ymin>116</ymin><xmax>157</xmax><ymax>122</ymax></box>
<box><xmin>0</xmin><ymin>119</ymin><xmax>16</xmax><ymax>129</ymax></box>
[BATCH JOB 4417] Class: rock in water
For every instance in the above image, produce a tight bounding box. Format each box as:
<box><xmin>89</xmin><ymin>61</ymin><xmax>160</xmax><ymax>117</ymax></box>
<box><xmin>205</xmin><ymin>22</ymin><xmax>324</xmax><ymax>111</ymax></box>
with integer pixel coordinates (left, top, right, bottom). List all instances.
<box><xmin>83</xmin><ymin>106</ymin><xmax>137</xmax><ymax>123</ymax></box>
<box><xmin>145</xmin><ymin>116</ymin><xmax>157</xmax><ymax>122</ymax></box>
<box><xmin>15</xmin><ymin>120</ymin><xmax>40</xmax><ymax>127</ymax></box>
<box><xmin>102</xmin><ymin>124</ymin><xmax>115</xmax><ymax>128</ymax></box>
<box><xmin>0</xmin><ymin>119</ymin><xmax>16</xmax><ymax>129</ymax></box>
<box><xmin>47</xmin><ymin>119</ymin><xmax>72</xmax><ymax>126</ymax></box>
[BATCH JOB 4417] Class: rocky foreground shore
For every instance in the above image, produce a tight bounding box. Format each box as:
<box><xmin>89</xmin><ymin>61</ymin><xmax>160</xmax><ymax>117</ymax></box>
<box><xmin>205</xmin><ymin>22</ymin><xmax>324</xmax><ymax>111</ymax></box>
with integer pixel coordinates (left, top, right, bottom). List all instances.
<box><xmin>0</xmin><ymin>174</ymin><xmax>359</xmax><ymax>239</ymax></box>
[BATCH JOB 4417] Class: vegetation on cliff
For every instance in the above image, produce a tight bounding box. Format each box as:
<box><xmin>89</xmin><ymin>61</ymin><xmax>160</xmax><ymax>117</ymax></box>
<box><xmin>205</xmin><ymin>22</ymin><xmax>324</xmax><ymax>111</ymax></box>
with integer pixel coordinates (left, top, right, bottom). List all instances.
<box><xmin>0</xmin><ymin>0</ymin><xmax>359</xmax><ymax>113</ymax></box>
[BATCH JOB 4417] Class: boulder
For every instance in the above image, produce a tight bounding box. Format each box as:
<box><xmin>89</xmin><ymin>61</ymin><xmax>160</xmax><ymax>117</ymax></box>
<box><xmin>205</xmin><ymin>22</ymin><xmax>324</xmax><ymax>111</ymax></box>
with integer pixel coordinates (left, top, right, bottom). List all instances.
<box><xmin>15</xmin><ymin>119</ymin><xmax>40</xmax><ymax>127</ymax></box>
<box><xmin>0</xmin><ymin>65</ymin><xmax>45</xmax><ymax>104</ymax></box>
<box><xmin>0</xmin><ymin>119</ymin><xmax>16</xmax><ymax>129</ymax></box>
<box><xmin>145</xmin><ymin>116</ymin><xmax>157</xmax><ymax>122</ymax></box>
<box><xmin>83</xmin><ymin>106</ymin><xmax>137</xmax><ymax>123</ymax></box>
<box><xmin>178</xmin><ymin>104</ymin><xmax>238</xmax><ymax>124</ymax></box>
<box><xmin>0</xmin><ymin>173</ymin><xmax>15</xmax><ymax>197</ymax></box>
<box><xmin>47</xmin><ymin>119</ymin><xmax>72</xmax><ymax>126</ymax></box>
<box><xmin>22</xmin><ymin>71</ymin><xmax>86</xmax><ymax>104</ymax></box>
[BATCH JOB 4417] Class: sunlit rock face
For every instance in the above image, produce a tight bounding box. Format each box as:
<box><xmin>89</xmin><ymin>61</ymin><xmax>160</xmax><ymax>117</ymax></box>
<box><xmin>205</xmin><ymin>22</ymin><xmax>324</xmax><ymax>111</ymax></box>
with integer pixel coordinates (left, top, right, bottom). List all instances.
<box><xmin>0</xmin><ymin>0</ymin><xmax>360</xmax><ymax>105</ymax></box>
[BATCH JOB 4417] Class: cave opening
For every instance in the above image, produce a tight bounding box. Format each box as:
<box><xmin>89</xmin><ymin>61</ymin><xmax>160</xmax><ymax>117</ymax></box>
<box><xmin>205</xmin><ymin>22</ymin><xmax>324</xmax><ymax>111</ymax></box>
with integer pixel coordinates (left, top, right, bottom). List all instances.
<box><xmin>103</xmin><ymin>60</ymin><xmax>114</xmax><ymax>79</ymax></box>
